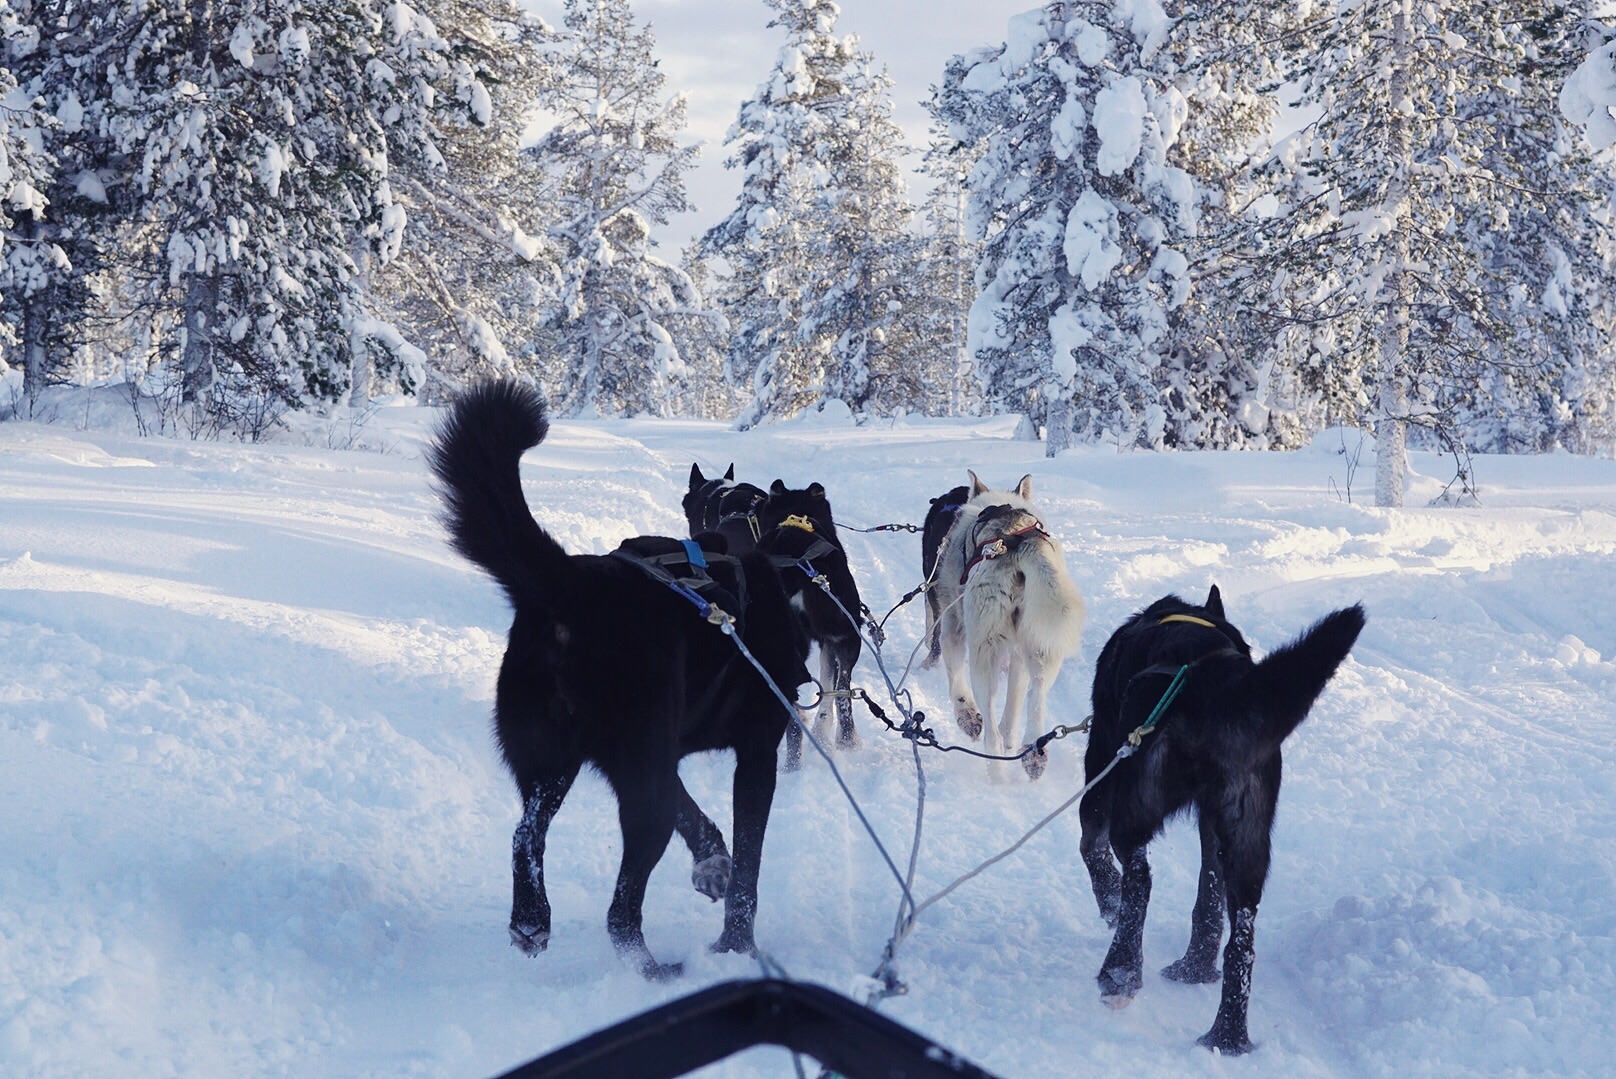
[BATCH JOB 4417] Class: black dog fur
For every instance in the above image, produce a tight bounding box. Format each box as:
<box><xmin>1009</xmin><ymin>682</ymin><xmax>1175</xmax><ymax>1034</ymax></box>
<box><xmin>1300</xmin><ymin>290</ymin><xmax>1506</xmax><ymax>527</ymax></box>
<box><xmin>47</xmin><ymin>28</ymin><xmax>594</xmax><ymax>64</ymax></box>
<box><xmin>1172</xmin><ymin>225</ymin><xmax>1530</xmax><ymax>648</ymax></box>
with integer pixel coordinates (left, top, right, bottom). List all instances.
<box><xmin>919</xmin><ymin>484</ymin><xmax>970</xmax><ymax>668</ymax></box>
<box><xmin>430</xmin><ymin>383</ymin><xmax>811</xmax><ymax>980</ymax></box>
<box><xmin>1079</xmin><ymin>585</ymin><xmax>1365</xmax><ymax>1054</ymax></box>
<box><xmin>756</xmin><ymin>479</ymin><xmax>866</xmax><ymax>769</ymax></box>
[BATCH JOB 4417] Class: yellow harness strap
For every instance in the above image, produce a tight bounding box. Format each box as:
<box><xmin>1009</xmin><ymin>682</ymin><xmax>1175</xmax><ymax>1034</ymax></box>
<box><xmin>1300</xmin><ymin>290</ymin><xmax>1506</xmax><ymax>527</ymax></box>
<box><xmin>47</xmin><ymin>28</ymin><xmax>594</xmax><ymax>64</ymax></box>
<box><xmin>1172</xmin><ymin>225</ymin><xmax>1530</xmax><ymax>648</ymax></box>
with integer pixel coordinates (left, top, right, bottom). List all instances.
<box><xmin>1158</xmin><ymin>613</ymin><xmax>1218</xmax><ymax>629</ymax></box>
<box><xmin>780</xmin><ymin>514</ymin><xmax>816</xmax><ymax>533</ymax></box>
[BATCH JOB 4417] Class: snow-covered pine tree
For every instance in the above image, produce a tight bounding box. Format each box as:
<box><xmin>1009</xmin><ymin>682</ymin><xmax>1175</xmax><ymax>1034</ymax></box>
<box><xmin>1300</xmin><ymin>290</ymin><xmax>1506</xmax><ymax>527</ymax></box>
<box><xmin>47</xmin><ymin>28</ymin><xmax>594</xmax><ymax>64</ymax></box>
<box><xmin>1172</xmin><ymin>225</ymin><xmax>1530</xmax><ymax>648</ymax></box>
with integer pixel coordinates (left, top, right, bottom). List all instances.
<box><xmin>703</xmin><ymin>0</ymin><xmax>916</xmax><ymax>426</ymax></box>
<box><xmin>527</xmin><ymin>0</ymin><xmax>707</xmax><ymax>417</ymax></box>
<box><xmin>0</xmin><ymin>0</ymin><xmax>70</xmax><ymax>411</ymax></box>
<box><xmin>1143</xmin><ymin>0</ymin><xmax>1309</xmax><ymax>449</ymax></box>
<box><xmin>1450</xmin><ymin>4</ymin><xmax>1614</xmax><ymax>455</ymax></box>
<box><xmin>937</xmin><ymin>1</ymin><xmax>1199</xmax><ymax>456</ymax></box>
<box><xmin>90</xmin><ymin>0</ymin><xmax>476</xmax><ymax>435</ymax></box>
<box><xmin>1266</xmin><ymin>0</ymin><xmax>1612</xmax><ymax>502</ymax></box>
<box><xmin>367</xmin><ymin>0</ymin><xmax>557</xmax><ymax>407</ymax></box>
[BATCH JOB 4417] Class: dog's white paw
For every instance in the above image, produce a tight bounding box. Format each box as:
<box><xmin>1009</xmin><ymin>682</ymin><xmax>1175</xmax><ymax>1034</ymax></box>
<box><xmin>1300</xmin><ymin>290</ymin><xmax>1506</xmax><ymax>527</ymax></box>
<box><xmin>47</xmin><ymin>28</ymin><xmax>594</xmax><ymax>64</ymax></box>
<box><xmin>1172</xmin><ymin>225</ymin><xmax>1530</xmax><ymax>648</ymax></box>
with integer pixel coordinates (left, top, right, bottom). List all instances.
<box><xmin>1101</xmin><ymin>994</ymin><xmax>1134</xmax><ymax>1012</ymax></box>
<box><xmin>1021</xmin><ymin>743</ymin><xmax>1048</xmax><ymax>780</ymax></box>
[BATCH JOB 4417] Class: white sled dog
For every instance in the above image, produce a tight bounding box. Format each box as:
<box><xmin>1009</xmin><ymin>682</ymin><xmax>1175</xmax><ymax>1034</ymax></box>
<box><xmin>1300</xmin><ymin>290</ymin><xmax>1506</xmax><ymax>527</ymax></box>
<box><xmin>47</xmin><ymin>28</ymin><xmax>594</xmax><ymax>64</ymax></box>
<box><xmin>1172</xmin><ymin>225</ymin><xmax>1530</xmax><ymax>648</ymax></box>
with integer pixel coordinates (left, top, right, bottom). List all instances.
<box><xmin>933</xmin><ymin>471</ymin><xmax>1085</xmax><ymax>779</ymax></box>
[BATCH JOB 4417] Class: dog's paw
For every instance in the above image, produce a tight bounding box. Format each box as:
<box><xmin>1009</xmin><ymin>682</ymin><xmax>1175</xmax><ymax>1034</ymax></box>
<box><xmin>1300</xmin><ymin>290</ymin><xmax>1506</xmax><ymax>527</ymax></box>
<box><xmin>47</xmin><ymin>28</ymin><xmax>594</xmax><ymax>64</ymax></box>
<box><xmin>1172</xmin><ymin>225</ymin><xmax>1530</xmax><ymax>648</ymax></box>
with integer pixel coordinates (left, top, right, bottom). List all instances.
<box><xmin>1162</xmin><ymin>957</ymin><xmax>1221</xmax><ymax>985</ymax></box>
<box><xmin>509</xmin><ymin>923</ymin><xmax>550</xmax><ymax>956</ymax></box>
<box><xmin>709</xmin><ymin>930</ymin><xmax>757</xmax><ymax>956</ymax></box>
<box><xmin>1097</xmin><ymin>964</ymin><xmax>1141</xmax><ymax>1002</ymax></box>
<box><xmin>954</xmin><ymin>702</ymin><xmax>983</xmax><ymax>740</ymax></box>
<box><xmin>1197</xmin><ymin>1024</ymin><xmax>1254</xmax><ymax>1056</ymax></box>
<box><xmin>1020</xmin><ymin>743</ymin><xmax>1048</xmax><ymax>780</ymax></box>
<box><xmin>640</xmin><ymin>958</ymin><xmax>685</xmax><ymax>983</ymax></box>
<box><xmin>836</xmin><ymin>728</ymin><xmax>861</xmax><ymax>751</ymax></box>
<box><xmin>692</xmin><ymin>854</ymin><xmax>732</xmax><ymax>902</ymax></box>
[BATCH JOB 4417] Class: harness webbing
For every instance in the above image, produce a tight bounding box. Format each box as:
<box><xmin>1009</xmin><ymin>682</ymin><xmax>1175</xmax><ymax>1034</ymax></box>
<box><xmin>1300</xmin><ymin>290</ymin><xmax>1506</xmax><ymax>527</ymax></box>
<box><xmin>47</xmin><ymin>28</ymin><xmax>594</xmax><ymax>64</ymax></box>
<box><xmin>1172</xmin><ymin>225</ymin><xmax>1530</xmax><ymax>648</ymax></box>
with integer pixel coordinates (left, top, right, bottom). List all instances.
<box><xmin>959</xmin><ymin>521</ymin><xmax>1046</xmax><ymax>584</ymax></box>
<box><xmin>609</xmin><ymin>545</ymin><xmax>741</xmax><ymax>626</ymax></box>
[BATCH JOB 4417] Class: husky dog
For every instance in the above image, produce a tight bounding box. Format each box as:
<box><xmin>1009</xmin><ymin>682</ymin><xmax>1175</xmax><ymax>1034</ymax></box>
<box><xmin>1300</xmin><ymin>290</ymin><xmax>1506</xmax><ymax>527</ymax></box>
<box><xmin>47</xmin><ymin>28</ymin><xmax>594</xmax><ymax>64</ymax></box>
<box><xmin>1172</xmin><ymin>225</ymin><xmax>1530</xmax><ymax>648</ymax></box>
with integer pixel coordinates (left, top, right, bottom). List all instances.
<box><xmin>920</xmin><ymin>485</ymin><xmax>970</xmax><ymax>669</ymax></box>
<box><xmin>932</xmin><ymin>471</ymin><xmax>1085</xmax><ymax>779</ymax></box>
<box><xmin>756</xmin><ymin>479</ymin><xmax>865</xmax><ymax>768</ymax></box>
<box><xmin>430</xmin><ymin>383</ymin><xmax>811</xmax><ymax>980</ymax></box>
<box><xmin>1079</xmin><ymin>585</ymin><xmax>1365</xmax><ymax>1054</ymax></box>
<box><xmin>682</xmin><ymin>463</ymin><xmax>768</xmax><ymax>555</ymax></box>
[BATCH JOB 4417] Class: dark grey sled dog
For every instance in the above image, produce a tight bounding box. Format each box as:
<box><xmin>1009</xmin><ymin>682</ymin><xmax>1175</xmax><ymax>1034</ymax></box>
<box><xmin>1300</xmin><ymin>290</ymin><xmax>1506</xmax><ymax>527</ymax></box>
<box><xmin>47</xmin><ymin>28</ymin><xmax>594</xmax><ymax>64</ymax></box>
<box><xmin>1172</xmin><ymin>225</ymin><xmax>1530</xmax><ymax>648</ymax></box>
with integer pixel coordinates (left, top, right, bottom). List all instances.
<box><xmin>1079</xmin><ymin>585</ymin><xmax>1365</xmax><ymax>1054</ymax></box>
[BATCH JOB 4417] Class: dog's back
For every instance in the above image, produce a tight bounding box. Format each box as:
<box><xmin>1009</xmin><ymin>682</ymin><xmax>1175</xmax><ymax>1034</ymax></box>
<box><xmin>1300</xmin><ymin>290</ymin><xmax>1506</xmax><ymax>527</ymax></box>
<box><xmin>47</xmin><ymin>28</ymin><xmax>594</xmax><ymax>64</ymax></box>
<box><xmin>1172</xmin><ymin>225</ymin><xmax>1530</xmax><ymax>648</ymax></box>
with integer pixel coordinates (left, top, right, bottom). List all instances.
<box><xmin>1090</xmin><ymin>588</ymin><xmax>1364</xmax><ymax>761</ymax></box>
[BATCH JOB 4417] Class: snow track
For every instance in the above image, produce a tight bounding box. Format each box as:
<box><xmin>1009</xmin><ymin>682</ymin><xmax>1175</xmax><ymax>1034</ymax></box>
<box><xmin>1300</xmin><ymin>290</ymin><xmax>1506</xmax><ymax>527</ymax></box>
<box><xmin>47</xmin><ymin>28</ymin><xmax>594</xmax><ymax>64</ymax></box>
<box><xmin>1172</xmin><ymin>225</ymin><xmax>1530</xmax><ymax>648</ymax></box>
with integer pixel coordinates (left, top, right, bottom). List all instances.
<box><xmin>3</xmin><ymin>410</ymin><xmax>1614</xmax><ymax>1076</ymax></box>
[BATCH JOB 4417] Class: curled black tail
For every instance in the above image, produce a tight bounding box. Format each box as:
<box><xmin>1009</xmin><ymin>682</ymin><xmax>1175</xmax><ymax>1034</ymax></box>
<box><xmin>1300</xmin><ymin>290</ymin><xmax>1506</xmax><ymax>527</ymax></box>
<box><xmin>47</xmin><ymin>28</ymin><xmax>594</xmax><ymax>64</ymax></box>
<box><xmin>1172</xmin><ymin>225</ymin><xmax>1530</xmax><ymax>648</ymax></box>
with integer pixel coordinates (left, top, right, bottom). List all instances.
<box><xmin>1249</xmin><ymin>604</ymin><xmax>1367</xmax><ymax>750</ymax></box>
<box><xmin>426</xmin><ymin>381</ymin><xmax>569</xmax><ymax>608</ymax></box>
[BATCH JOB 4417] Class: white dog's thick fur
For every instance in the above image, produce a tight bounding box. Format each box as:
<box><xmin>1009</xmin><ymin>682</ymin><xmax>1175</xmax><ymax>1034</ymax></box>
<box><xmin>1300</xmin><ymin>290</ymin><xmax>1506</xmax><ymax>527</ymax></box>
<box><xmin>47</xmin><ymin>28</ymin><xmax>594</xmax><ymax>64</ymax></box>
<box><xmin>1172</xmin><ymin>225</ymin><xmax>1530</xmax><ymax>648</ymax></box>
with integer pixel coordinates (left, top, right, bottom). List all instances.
<box><xmin>933</xmin><ymin>471</ymin><xmax>1085</xmax><ymax>779</ymax></box>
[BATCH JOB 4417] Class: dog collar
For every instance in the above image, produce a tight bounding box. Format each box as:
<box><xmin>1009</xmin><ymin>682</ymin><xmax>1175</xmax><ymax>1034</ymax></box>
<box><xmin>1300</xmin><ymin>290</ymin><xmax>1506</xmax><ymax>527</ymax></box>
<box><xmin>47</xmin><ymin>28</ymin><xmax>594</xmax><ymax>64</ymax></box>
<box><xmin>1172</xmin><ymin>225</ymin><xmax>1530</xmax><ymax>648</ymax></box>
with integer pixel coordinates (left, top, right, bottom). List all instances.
<box><xmin>779</xmin><ymin>514</ymin><xmax>816</xmax><ymax>533</ymax></box>
<box><xmin>1158</xmin><ymin>613</ymin><xmax>1218</xmax><ymax>630</ymax></box>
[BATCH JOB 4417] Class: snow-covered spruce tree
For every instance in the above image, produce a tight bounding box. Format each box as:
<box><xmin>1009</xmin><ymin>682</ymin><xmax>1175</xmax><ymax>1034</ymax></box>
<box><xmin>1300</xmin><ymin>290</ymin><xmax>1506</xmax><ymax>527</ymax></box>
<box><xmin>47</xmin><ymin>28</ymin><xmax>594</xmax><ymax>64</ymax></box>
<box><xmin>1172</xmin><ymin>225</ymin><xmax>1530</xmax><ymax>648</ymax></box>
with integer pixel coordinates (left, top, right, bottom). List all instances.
<box><xmin>368</xmin><ymin>0</ymin><xmax>557</xmax><ymax>406</ymax></box>
<box><xmin>96</xmin><ymin>0</ymin><xmax>477</xmax><ymax>435</ymax></box>
<box><xmin>1142</xmin><ymin>0</ymin><xmax>1313</xmax><ymax>449</ymax></box>
<box><xmin>703</xmin><ymin>0</ymin><xmax>916</xmax><ymax>426</ymax></box>
<box><xmin>1266</xmin><ymin>0</ymin><xmax>1612</xmax><ymax>503</ymax></box>
<box><xmin>937</xmin><ymin>2</ymin><xmax>1199</xmax><ymax>455</ymax></box>
<box><xmin>526</xmin><ymin>0</ymin><xmax>708</xmax><ymax>417</ymax></box>
<box><xmin>0</xmin><ymin>0</ymin><xmax>70</xmax><ymax>411</ymax></box>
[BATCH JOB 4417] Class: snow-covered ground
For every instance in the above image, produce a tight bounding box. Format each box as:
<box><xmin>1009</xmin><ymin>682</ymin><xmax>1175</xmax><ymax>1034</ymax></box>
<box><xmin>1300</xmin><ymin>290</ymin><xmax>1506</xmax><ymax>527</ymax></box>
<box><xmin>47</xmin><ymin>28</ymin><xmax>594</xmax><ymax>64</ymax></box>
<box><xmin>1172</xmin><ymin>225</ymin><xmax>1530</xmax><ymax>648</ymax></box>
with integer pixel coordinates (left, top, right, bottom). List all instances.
<box><xmin>2</xmin><ymin>398</ymin><xmax>1613</xmax><ymax>1077</ymax></box>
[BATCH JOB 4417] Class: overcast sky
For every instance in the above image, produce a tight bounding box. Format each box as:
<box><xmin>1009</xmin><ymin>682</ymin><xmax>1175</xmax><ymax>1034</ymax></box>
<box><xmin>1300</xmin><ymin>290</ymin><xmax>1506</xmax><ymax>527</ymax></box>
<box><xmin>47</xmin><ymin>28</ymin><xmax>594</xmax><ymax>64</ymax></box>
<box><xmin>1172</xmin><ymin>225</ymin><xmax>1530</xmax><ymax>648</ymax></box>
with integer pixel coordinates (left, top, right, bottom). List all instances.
<box><xmin>521</xmin><ymin>0</ymin><xmax>1030</xmax><ymax>251</ymax></box>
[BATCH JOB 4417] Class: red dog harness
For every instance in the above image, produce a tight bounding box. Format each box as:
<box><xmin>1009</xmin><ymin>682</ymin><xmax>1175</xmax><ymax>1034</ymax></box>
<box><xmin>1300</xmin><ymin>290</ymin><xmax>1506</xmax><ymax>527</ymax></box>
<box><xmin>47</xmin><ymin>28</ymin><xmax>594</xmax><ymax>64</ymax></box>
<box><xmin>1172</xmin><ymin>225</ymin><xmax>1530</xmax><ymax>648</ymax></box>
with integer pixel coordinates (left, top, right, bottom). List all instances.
<box><xmin>960</xmin><ymin>520</ymin><xmax>1046</xmax><ymax>584</ymax></box>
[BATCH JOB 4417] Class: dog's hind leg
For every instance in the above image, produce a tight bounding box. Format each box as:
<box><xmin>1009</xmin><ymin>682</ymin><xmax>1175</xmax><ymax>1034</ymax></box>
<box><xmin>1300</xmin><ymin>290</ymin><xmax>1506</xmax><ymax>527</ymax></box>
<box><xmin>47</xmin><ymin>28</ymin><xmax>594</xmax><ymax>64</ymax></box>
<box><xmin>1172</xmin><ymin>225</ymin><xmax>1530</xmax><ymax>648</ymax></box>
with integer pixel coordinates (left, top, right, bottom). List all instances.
<box><xmin>674</xmin><ymin>777</ymin><xmax>732</xmax><ymax>902</ymax></box>
<box><xmin>1162</xmin><ymin>812</ymin><xmax>1224</xmax><ymax>985</ymax></box>
<box><xmin>509</xmin><ymin>767</ymin><xmax>578</xmax><ymax>956</ymax></box>
<box><xmin>1097</xmin><ymin>836</ymin><xmax>1152</xmax><ymax>1007</ymax></box>
<box><xmin>1079</xmin><ymin>790</ymin><xmax>1121</xmax><ymax>928</ymax></box>
<box><xmin>941</xmin><ymin>614</ymin><xmax>983</xmax><ymax>739</ymax></box>
<box><xmin>987</xmin><ymin>654</ymin><xmax>1027</xmax><ymax>781</ymax></box>
<box><xmin>1019</xmin><ymin>651</ymin><xmax>1052</xmax><ymax>780</ymax></box>
<box><xmin>812</xmin><ymin>646</ymin><xmax>838</xmax><ymax>746</ymax></box>
<box><xmin>605</xmin><ymin>769</ymin><xmax>683</xmax><ymax>981</ymax></box>
<box><xmin>783</xmin><ymin>716</ymin><xmax>804</xmax><ymax>771</ymax></box>
<box><xmin>831</xmin><ymin>634</ymin><xmax>861</xmax><ymax>750</ymax></box>
<box><xmin>711</xmin><ymin>741</ymin><xmax>779</xmax><ymax>956</ymax></box>
<box><xmin>1196</xmin><ymin>764</ymin><xmax>1279</xmax><ymax>1055</ymax></box>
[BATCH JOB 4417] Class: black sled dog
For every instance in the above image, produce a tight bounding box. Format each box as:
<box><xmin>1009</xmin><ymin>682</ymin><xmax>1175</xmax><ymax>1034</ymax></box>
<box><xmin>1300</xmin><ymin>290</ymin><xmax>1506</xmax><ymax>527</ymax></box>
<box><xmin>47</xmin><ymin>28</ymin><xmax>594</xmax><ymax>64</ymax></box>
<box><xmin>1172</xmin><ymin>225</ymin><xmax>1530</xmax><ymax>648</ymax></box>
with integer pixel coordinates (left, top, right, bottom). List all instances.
<box><xmin>683</xmin><ymin>463</ymin><xmax>769</xmax><ymax>555</ymax></box>
<box><xmin>1079</xmin><ymin>585</ymin><xmax>1365</xmax><ymax>1054</ymax></box>
<box><xmin>919</xmin><ymin>484</ymin><xmax>970</xmax><ymax>668</ymax></box>
<box><xmin>429</xmin><ymin>382</ymin><xmax>810</xmax><ymax>980</ymax></box>
<box><xmin>756</xmin><ymin>479</ymin><xmax>866</xmax><ymax>769</ymax></box>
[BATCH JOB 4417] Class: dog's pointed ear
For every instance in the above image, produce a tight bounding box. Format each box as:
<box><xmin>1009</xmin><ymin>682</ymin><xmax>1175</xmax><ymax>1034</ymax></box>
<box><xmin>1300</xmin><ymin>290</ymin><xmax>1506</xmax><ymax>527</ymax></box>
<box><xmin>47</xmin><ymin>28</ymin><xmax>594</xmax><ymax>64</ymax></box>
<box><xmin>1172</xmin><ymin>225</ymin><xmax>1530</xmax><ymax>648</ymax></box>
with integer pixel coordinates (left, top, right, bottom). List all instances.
<box><xmin>1204</xmin><ymin>583</ymin><xmax>1224</xmax><ymax>619</ymax></box>
<box><xmin>770</xmin><ymin>479</ymin><xmax>787</xmax><ymax>495</ymax></box>
<box><xmin>689</xmin><ymin>463</ymin><xmax>705</xmax><ymax>489</ymax></box>
<box><xmin>808</xmin><ymin>482</ymin><xmax>825</xmax><ymax>498</ymax></box>
<box><xmin>1015</xmin><ymin>474</ymin><xmax>1034</xmax><ymax>501</ymax></box>
<box><xmin>724</xmin><ymin>464</ymin><xmax>735</xmax><ymax>481</ymax></box>
<box><xmin>968</xmin><ymin>469</ymin><xmax>987</xmax><ymax>497</ymax></box>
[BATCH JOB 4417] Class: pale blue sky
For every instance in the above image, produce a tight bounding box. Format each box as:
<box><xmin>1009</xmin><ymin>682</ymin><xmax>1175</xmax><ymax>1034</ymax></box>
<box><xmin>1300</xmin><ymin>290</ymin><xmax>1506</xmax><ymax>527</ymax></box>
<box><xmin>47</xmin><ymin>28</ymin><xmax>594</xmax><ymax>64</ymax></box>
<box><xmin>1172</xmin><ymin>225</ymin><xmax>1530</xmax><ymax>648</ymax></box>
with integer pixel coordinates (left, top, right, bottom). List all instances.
<box><xmin>522</xmin><ymin>0</ymin><xmax>1030</xmax><ymax>249</ymax></box>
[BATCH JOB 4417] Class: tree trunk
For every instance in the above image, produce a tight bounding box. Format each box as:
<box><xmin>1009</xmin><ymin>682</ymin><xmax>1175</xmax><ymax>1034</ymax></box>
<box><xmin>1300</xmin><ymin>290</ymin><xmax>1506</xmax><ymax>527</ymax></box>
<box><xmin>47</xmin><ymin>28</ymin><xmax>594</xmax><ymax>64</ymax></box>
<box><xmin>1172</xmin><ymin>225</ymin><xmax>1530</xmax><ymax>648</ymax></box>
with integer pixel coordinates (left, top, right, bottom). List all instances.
<box><xmin>1044</xmin><ymin>386</ymin><xmax>1072</xmax><ymax>457</ymax></box>
<box><xmin>1375</xmin><ymin>0</ymin><xmax>1416</xmax><ymax>509</ymax></box>
<box><xmin>181</xmin><ymin>272</ymin><xmax>218</xmax><ymax>406</ymax></box>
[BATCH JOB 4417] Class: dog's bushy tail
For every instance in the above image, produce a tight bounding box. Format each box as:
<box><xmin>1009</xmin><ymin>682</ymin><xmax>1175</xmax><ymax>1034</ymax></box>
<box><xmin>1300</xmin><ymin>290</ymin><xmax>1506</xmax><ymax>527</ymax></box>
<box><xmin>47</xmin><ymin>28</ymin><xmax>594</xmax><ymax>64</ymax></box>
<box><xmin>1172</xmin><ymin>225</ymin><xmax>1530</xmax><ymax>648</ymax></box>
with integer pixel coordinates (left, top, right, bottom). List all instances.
<box><xmin>426</xmin><ymin>381</ymin><xmax>569</xmax><ymax>608</ymax></box>
<box><xmin>1247</xmin><ymin>604</ymin><xmax>1366</xmax><ymax>750</ymax></box>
